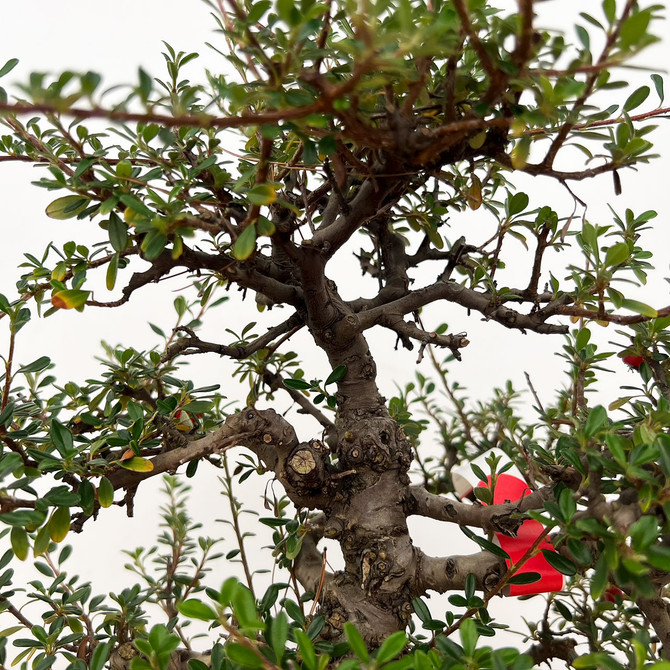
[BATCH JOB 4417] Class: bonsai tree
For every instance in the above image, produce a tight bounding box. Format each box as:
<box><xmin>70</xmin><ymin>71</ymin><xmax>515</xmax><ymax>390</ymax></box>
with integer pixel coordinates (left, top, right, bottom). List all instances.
<box><xmin>1</xmin><ymin>0</ymin><xmax>670</xmax><ymax>668</ymax></box>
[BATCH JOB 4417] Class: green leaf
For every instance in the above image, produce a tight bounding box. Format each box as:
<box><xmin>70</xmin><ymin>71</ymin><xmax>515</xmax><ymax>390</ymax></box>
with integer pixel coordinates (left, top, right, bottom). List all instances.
<box><xmin>283</xmin><ymin>378</ymin><xmax>312</xmax><ymax>390</ymax></box>
<box><xmin>325</xmin><ymin>365</ymin><xmax>347</xmax><ymax>385</ymax></box>
<box><xmin>18</xmin><ymin>356</ymin><xmax>51</xmax><ymax>374</ymax></box>
<box><xmin>605</xmin><ymin>434</ymin><xmax>629</xmax><ymax>465</ymax></box>
<box><xmin>584</xmin><ymin>405</ymin><xmax>607</xmax><ymax>438</ymax></box>
<box><xmin>119</xmin><ymin>193</ymin><xmax>153</xmax><ymax>218</ymax></box>
<box><xmin>620</xmin><ymin>299</ymin><xmax>657</xmax><ymax>318</ymax></box>
<box><xmin>225</xmin><ymin>643</ymin><xmax>263</xmax><ymax>668</ymax></box>
<box><xmin>233</xmin><ymin>224</ymin><xmax>256</xmax><ymax>260</ymax></box>
<box><xmin>508</xmin><ymin>192</ymin><xmax>529</xmax><ymax>216</ymax></box>
<box><xmin>567</xmin><ymin>538</ymin><xmax>593</xmax><ymax>566</ymax></box>
<box><xmin>247</xmin><ymin>183</ymin><xmax>277</xmax><ymax>206</ymax></box>
<box><xmin>269</xmin><ymin>611</ymin><xmax>288</xmax><ymax>663</ymax></box>
<box><xmin>119</xmin><ymin>457</ymin><xmax>154</xmax><ymax>472</ymax></box>
<box><xmin>232</xmin><ymin>584</ymin><xmax>262</xmax><ymax>632</ymax></box>
<box><xmin>51</xmin><ymin>420</ymin><xmax>74</xmax><ymax>456</ymax></box>
<box><xmin>178</xmin><ymin>599</ymin><xmax>217</xmax><ymax>621</ymax></box>
<box><xmin>281</xmin><ymin>597</ymin><xmax>305</xmax><ymax>626</ymax></box>
<box><xmin>0</xmin><ymin>509</ymin><xmax>46</xmax><ymax>528</ymax></box>
<box><xmin>412</xmin><ymin>597</ymin><xmax>431</xmax><ymax>624</ymax></box>
<box><xmin>602</xmin><ymin>0</ymin><xmax>616</xmax><ymax>24</ymax></box>
<box><xmin>651</xmin><ymin>74</ymin><xmax>665</xmax><ymax>104</ymax></box>
<box><xmin>541</xmin><ymin>550</ymin><xmax>577</xmax><ymax>576</ymax></box>
<box><xmin>106</xmin><ymin>253</ymin><xmax>119</xmax><ymax>291</ymax></box>
<box><xmin>460</xmin><ymin>525</ymin><xmax>510</xmax><ymax>559</ymax></box>
<box><xmin>247</xmin><ymin>0</ymin><xmax>271</xmax><ymax>22</ymax></box>
<box><xmin>575</xmin><ymin>327</ymin><xmax>591</xmax><ymax>350</ymax></box>
<box><xmin>511</xmin><ymin>137</ymin><xmax>531</xmax><ymax>169</ymax></box>
<box><xmin>344</xmin><ymin>622</ymin><xmax>369</xmax><ymax>662</ymax></box>
<box><xmin>90</xmin><ymin>643</ymin><xmax>110</xmax><ymax>670</ymax></box>
<box><xmin>604</xmin><ymin>242</ymin><xmax>630</xmax><ymax>267</ymax></box>
<box><xmin>375</xmin><ymin>631</ymin><xmax>407</xmax><ymax>665</ymax></box>
<box><xmin>647</xmin><ymin>545</ymin><xmax>670</xmax><ymax>571</ymax></box>
<box><xmin>573</xmin><ymin>653</ymin><xmax>626</xmax><ymax>670</ymax></box>
<box><xmin>0</xmin><ymin>626</ymin><xmax>24</xmax><ymax>639</ymax></box>
<box><xmin>33</xmin><ymin>525</ymin><xmax>51</xmax><ymax>556</ymax></box>
<box><xmin>620</xmin><ymin>11</ymin><xmax>651</xmax><ymax>51</ymax></box>
<box><xmin>507</xmin><ymin>572</ymin><xmax>541</xmax><ymax>585</ymax></box>
<box><xmin>623</xmin><ymin>85</ymin><xmax>650</xmax><ymax>112</ymax></box>
<box><xmin>48</xmin><ymin>507</ymin><xmax>70</xmax><ymax>542</ymax></box>
<box><xmin>141</xmin><ymin>230</ymin><xmax>168</xmax><ymax>260</ymax></box>
<box><xmin>108</xmin><ymin>213</ymin><xmax>129</xmax><ymax>252</ymax></box>
<box><xmin>0</xmin><ymin>401</ymin><xmax>13</xmax><ymax>428</ymax></box>
<box><xmin>284</xmin><ymin>534</ymin><xmax>302</xmax><ymax>560</ymax></box>
<box><xmin>116</xmin><ymin>161</ymin><xmax>133</xmax><ymax>179</ymax></box>
<box><xmin>558</xmin><ymin>488</ymin><xmax>576</xmax><ymax>522</ymax></box>
<box><xmin>0</xmin><ymin>58</ymin><xmax>19</xmax><ymax>78</ymax></box>
<box><xmin>10</xmin><ymin>526</ymin><xmax>29</xmax><ymax>561</ymax></box>
<box><xmin>78</xmin><ymin>480</ymin><xmax>95</xmax><ymax>516</ymax></box>
<box><xmin>181</xmin><ymin>400</ymin><xmax>213</xmax><ymax>414</ymax></box>
<box><xmin>629</xmin><ymin>515</ymin><xmax>658</xmax><ymax>551</ymax></box>
<box><xmin>46</xmin><ymin>195</ymin><xmax>89</xmax><ymax>220</ymax></box>
<box><xmin>460</xmin><ymin>619</ymin><xmax>479</xmax><ymax>657</ymax></box>
<box><xmin>97</xmin><ymin>476</ymin><xmax>114</xmax><ymax>508</ymax></box>
<box><xmin>294</xmin><ymin>630</ymin><xmax>317</xmax><ymax>670</ymax></box>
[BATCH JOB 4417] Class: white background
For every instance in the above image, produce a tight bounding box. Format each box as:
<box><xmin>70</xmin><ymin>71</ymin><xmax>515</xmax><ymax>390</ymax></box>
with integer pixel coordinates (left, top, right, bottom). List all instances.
<box><xmin>0</xmin><ymin>0</ymin><xmax>669</xmax><ymax>661</ymax></box>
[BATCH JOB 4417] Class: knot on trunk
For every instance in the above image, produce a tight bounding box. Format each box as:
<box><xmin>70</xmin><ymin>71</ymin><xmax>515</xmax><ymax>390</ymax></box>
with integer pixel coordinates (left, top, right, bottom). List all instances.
<box><xmin>285</xmin><ymin>439</ymin><xmax>330</xmax><ymax>494</ymax></box>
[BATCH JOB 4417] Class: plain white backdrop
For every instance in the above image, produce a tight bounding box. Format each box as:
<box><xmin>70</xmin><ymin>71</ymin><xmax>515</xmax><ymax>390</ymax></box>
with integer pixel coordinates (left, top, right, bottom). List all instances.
<box><xmin>0</xmin><ymin>0</ymin><xmax>669</xmax><ymax>660</ymax></box>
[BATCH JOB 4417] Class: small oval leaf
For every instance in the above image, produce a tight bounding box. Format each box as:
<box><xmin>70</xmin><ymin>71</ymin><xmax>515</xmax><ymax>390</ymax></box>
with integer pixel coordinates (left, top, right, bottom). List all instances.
<box><xmin>46</xmin><ymin>195</ymin><xmax>89</xmax><ymax>220</ymax></box>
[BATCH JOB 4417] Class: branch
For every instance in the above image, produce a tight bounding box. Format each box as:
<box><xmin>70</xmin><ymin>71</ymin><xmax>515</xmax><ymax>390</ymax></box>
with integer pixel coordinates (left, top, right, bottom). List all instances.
<box><xmin>511</xmin><ymin>0</ymin><xmax>535</xmax><ymax>69</ymax></box>
<box><xmin>292</xmin><ymin>518</ymin><xmax>334</xmax><ymax>595</ymax></box>
<box><xmin>105</xmin><ymin>426</ymin><xmax>252</xmax><ymax>491</ymax></box>
<box><xmin>161</xmin><ymin>314</ymin><xmax>304</xmax><ymax>363</ymax></box>
<box><xmin>262</xmin><ymin>371</ymin><xmax>335</xmax><ymax>431</ymax></box>
<box><xmin>355</xmin><ymin>281</ymin><xmax>568</xmax><ymax>336</ymax></box>
<box><xmin>452</xmin><ymin>0</ymin><xmax>495</xmax><ymax>77</ymax></box>
<box><xmin>550</xmin><ymin>303</ymin><xmax>670</xmax><ymax>325</ymax></box>
<box><xmin>406</xmin><ymin>484</ymin><xmax>553</xmax><ymax>536</ymax></box>
<box><xmin>416</xmin><ymin>549</ymin><xmax>507</xmax><ymax>594</ymax></box>
<box><xmin>93</xmin><ymin>246</ymin><xmax>304</xmax><ymax>309</ymax></box>
<box><xmin>0</xmin><ymin>100</ymin><xmax>326</xmax><ymax>130</ymax></box>
<box><xmin>540</xmin><ymin>0</ymin><xmax>637</xmax><ymax>169</ymax></box>
<box><xmin>638</xmin><ymin>597</ymin><xmax>670</xmax><ymax>660</ymax></box>
<box><xmin>311</xmin><ymin>168</ymin><xmax>406</xmax><ymax>257</ymax></box>
<box><xmin>0</xmin><ymin>495</ymin><xmax>36</xmax><ymax>512</ymax></box>
<box><xmin>375</xmin><ymin>313</ymin><xmax>469</xmax><ymax>360</ymax></box>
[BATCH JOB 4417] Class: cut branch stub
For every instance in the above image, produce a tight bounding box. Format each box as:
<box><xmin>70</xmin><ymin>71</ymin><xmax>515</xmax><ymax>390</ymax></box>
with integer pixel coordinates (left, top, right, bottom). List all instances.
<box><xmin>222</xmin><ymin>408</ymin><xmax>334</xmax><ymax>508</ymax></box>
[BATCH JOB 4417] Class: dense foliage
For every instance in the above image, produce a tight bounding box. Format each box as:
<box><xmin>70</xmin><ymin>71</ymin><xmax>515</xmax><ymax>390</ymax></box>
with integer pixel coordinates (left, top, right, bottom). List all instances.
<box><xmin>1</xmin><ymin>0</ymin><xmax>670</xmax><ymax>668</ymax></box>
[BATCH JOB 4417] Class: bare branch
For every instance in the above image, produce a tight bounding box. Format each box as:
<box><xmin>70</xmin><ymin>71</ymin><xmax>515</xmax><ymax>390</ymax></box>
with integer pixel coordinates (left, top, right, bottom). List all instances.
<box><xmin>375</xmin><ymin>313</ymin><xmax>469</xmax><ymax>360</ymax></box>
<box><xmin>406</xmin><ymin>484</ymin><xmax>553</xmax><ymax>536</ymax></box>
<box><xmin>416</xmin><ymin>549</ymin><xmax>506</xmax><ymax>594</ymax></box>
<box><xmin>355</xmin><ymin>280</ymin><xmax>568</xmax><ymax>336</ymax></box>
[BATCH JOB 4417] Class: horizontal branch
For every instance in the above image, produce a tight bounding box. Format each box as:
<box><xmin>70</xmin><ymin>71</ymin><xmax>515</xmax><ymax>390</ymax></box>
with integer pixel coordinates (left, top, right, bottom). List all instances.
<box><xmin>406</xmin><ymin>484</ymin><xmax>553</xmax><ymax>536</ymax></box>
<box><xmin>552</xmin><ymin>303</ymin><xmax>670</xmax><ymax>325</ymax></box>
<box><xmin>356</xmin><ymin>281</ymin><xmax>568</xmax><ymax>335</ymax></box>
<box><xmin>416</xmin><ymin>549</ymin><xmax>507</xmax><ymax>594</ymax></box>
<box><xmin>375</xmin><ymin>313</ymin><xmax>470</xmax><ymax>359</ymax></box>
<box><xmin>106</xmin><ymin>426</ymin><xmax>251</xmax><ymax>491</ymax></box>
<box><xmin>0</xmin><ymin>100</ymin><xmax>326</xmax><ymax>130</ymax></box>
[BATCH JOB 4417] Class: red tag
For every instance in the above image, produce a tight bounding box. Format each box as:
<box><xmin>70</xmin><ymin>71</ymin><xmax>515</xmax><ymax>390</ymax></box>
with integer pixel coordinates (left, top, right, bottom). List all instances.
<box><xmin>479</xmin><ymin>473</ymin><xmax>563</xmax><ymax>596</ymax></box>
